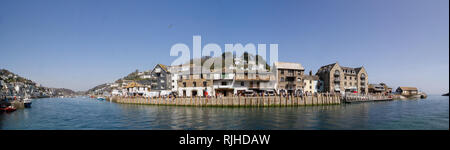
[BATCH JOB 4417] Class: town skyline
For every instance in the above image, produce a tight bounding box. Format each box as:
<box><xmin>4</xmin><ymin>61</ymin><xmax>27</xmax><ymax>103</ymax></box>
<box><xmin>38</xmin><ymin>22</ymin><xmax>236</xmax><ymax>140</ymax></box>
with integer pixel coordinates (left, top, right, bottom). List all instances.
<box><xmin>0</xmin><ymin>0</ymin><xmax>448</xmax><ymax>94</ymax></box>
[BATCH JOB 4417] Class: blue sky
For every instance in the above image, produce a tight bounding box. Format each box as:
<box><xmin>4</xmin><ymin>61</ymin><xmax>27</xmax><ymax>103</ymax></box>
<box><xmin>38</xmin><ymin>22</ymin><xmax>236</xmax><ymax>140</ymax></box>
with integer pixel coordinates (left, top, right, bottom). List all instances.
<box><xmin>0</xmin><ymin>0</ymin><xmax>448</xmax><ymax>94</ymax></box>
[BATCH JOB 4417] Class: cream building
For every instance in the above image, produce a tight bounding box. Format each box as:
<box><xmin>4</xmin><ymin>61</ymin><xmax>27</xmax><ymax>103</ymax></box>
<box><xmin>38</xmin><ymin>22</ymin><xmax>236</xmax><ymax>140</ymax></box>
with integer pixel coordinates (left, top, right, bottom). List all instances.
<box><xmin>316</xmin><ymin>62</ymin><xmax>368</xmax><ymax>94</ymax></box>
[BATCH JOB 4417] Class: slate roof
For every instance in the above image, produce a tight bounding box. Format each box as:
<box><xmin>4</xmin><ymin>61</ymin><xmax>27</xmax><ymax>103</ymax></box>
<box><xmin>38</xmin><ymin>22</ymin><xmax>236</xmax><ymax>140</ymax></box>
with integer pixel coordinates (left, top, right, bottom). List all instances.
<box><xmin>274</xmin><ymin>62</ymin><xmax>304</xmax><ymax>70</ymax></box>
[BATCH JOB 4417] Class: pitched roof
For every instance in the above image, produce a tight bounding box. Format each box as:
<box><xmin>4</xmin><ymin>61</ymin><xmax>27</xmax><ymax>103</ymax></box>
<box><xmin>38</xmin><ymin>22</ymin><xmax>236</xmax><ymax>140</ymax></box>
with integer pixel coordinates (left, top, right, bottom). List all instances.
<box><xmin>303</xmin><ymin>75</ymin><xmax>319</xmax><ymax>80</ymax></box>
<box><xmin>317</xmin><ymin>63</ymin><xmax>337</xmax><ymax>73</ymax></box>
<box><xmin>157</xmin><ymin>64</ymin><xmax>169</xmax><ymax>72</ymax></box>
<box><xmin>124</xmin><ymin>81</ymin><xmax>144</xmax><ymax>88</ymax></box>
<box><xmin>274</xmin><ymin>62</ymin><xmax>304</xmax><ymax>70</ymax></box>
<box><xmin>398</xmin><ymin>87</ymin><xmax>418</xmax><ymax>91</ymax></box>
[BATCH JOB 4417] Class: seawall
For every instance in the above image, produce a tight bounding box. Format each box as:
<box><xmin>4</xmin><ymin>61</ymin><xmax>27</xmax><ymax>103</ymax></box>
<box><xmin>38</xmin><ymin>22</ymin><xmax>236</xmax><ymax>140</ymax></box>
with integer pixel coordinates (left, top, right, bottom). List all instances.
<box><xmin>109</xmin><ymin>95</ymin><xmax>341</xmax><ymax>107</ymax></box>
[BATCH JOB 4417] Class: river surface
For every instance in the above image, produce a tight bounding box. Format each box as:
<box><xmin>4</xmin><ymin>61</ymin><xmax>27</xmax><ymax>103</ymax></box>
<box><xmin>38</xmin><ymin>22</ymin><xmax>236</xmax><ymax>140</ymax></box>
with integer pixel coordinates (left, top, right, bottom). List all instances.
<box><xmin>0</xmin><ymin>95</ymin><xmax>448</xmax><ymax>130</ymax></box>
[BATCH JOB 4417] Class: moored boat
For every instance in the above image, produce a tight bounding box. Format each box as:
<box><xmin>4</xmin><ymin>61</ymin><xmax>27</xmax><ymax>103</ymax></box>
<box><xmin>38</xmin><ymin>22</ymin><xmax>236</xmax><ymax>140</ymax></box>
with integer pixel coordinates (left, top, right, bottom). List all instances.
<box><xmin>97</xmin><ymin>97</ymin><xmax>106</xmax><ymax>101</ymax></box>
<box><xmin>23</xmin><ymin>97</ymin><xmax>32</xmax><ymax>108</ymax></box>
<box><xmin>0</xmin><ymin>106</ymin><xmax>17</xmax><ymax>113</ymax></box>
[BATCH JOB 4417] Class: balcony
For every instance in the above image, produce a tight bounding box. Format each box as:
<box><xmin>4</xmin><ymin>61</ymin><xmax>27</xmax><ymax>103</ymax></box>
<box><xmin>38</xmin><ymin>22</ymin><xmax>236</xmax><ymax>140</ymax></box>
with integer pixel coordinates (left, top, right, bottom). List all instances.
<box><xmin>218</xmin><ymin>74</ymin><xmax>234</xmax><ymax>80</ymax></box>
<box><xmin>334</xmin><ymin>78</ymin><xmax>340</xmax><ymax>82</ymax></box>
<box><xmin>360</xmin><ymin>74</ymin><xmax>366</xmax><ymax>79</ymax></box>
<box><xmin>286</xmin><ymin>72</ymin><xmax>295</xmax><ymax>77</ymax></box>
<box><xmin>334</xmin><ymin>72</ymin><xmax>340</xmax><ymax>76</ymax></box>
<box><xmin>286</xmin><ymin>82</ymin><xmax>296</xmax><ymax>87</ymax></box>
<box><xmin>214</xmin><ymin>85</ymin><xmax>233</xmax><ymax>89</ymax></box>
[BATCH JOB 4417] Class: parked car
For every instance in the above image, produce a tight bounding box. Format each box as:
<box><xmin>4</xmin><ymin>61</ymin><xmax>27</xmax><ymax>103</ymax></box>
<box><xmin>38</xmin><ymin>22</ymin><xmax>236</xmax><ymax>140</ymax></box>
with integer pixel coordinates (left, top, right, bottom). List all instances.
<box><xmin>244</xmin><ymin>90</ymin><xmax>255</xmax><ymax>96</ymax></box>
<box><xmin>265</xmin><ymin>90</ymin><xmax>276</xmax><ymax>96</ymax></box>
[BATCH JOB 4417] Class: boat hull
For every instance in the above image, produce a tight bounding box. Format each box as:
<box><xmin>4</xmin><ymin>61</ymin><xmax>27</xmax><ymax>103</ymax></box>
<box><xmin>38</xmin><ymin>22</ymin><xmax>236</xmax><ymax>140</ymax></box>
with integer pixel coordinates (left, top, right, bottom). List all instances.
<box><xmin>24</xmin><ymin>102</ymin><xmax>32</xmax><ymax>108</ymax></box>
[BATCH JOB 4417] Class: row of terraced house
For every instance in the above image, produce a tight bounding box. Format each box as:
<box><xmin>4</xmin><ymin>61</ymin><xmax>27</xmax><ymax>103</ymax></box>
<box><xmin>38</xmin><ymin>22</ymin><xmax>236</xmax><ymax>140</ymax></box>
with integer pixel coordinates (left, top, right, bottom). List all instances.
<box><xmin>117</xmin><ymin>60</ymin><xmax>372</xmax><ymax>97</ymax></box>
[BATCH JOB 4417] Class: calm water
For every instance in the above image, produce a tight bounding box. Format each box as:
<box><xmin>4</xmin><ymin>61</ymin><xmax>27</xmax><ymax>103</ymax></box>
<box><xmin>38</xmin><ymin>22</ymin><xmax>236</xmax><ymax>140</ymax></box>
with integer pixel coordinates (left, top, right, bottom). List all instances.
<box><xmin>0</xmin><ymin>95</ymin><xmax>448</xmax><ymax>130</ymax></box>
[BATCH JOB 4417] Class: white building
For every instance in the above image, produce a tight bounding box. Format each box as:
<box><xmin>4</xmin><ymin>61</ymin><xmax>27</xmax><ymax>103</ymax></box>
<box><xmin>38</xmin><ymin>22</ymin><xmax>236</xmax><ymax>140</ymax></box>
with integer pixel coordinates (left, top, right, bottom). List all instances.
<box><xmin>124</xmin><ymin>82</ymin><xmax>150</xmax><ymax>97</ymax></box>
<box><xmin>111</xmin><ymin>89</ymin><xmax>123</xmax><ymax>96</ymax></box>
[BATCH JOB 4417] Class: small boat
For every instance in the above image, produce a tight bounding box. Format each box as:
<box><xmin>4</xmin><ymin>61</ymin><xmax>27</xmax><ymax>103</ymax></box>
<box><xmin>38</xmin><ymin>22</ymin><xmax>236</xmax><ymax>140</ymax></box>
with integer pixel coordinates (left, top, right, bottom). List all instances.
<box><xmin>0</xmin><ymin>106</ymin><xmax>17</xmax><ymax>113</ymax></box>
<box><xmin>23</xmin><ymin>97</ymin><xmax>32</xmax><ymax>108</ymax></box>
<box><xmin>97</xmin><ymin>97</ymin><xmax>106</xmax><ymax>101</ymax></box>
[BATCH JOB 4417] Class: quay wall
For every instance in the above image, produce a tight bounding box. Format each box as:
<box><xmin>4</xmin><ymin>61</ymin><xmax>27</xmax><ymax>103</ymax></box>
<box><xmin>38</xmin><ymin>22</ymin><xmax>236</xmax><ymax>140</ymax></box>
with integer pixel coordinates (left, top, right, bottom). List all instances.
<box><xmin>109</xmin><ymin>95</ymin><xmax>341</xmax><ymax>107</ymax></box>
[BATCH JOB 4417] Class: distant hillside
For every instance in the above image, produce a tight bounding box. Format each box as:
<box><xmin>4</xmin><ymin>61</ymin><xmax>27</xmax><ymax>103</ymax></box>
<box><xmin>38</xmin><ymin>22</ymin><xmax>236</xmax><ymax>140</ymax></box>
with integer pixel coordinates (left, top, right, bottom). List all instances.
<box><xmin>1</xmin><ymin>68</ymin><xmax>76</xmax><ymax>97</ymax></box>
<box><xmin>0</xmin><ymin>69</ymin><xmax>34</xmax><ymax>85</ymax></box>
<box><xmin>86</xmin><ymin>69</ymin><xmax>149</xmax><ymax>95</ymax></box>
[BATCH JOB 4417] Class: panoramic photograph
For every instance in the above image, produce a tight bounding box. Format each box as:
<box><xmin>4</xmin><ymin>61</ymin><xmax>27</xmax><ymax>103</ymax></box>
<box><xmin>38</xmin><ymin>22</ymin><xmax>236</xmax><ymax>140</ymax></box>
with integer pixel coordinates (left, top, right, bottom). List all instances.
<box><xmin>0</xmin><ymin>0</ymin><xmax>448</xmax><ymax>135</ymax></box>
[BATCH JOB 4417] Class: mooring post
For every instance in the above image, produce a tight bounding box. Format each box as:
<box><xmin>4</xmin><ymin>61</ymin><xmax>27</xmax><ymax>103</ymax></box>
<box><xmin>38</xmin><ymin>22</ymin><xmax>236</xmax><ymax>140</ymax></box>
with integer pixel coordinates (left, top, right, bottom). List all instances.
<box><xmin>238</xmin><ymin>96</ymin><xmax>241</xmax><ymax>107</ymax></box>
<box><xmin>292</xmin><ymin>96</ymin><xmax>295</xmax><ymax>106</ymax></box>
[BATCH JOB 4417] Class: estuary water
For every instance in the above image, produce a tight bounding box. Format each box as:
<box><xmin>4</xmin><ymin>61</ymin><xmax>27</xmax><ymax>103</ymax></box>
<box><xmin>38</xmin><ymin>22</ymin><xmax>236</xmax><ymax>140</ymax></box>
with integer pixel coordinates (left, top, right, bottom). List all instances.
<box><xmin>0</xmin><ymin>95</ymin><xmax>448</xmax><ymax>130</ymax></box>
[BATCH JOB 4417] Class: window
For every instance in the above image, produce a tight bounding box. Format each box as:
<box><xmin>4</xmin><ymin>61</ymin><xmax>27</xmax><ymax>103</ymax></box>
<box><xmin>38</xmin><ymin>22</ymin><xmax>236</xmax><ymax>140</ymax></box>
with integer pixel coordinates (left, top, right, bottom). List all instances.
<box><xmin>183</xmin><ymin>82</ymin><xmax>186</xmax><ymax>87</ymax></box>
<box><xmin>310</xmin><ymin>80</ymin><xmax>312</xmax><ymax>84</ymax></box>
<box><xmin>350</xmin><ymin>77</ymin><xmax>352</xmax><ymax>80</ymax></box>
<box><xmin>241</xmin><ymin>82</ymin><xmax>244</xmax><ymax>86</ymax></box>
<box><xmin>310</xmin><ymin>86</ymin><xmax>312</xmax><ymax>89</ymax></box>
<box><xmin>221</xmin><ymin>82</ymin><xmax>227</xmax><ymax>85</ymax></box>
<box><xmin>344</xmin><ymin>82</ymin><xmax>347</xmax><ymax>86</ymax></box>
<box><xmin>280</xmin><ymin>77</ymin><xmax>285</xmax><ymax>82</ymax></box>
<box><xmin>334</xmin><ymin>70</ymin><xmax>340</xmax><ymax>75</ymax></box>
<box><xmin>281</xmin><ymin>70</ymin><xmax>284</xmax><ymax>74</ymax></box>
<box><xmin>203</xmin><ymin>81</ymin><xmax>207</xmax><ymax>87</ymax></box>
<box><xmin>345</xmin><ymin>76</ymin><xmax>347</xmax><ymax>79</ymax></box>
<box><xmin>193</xmin><ymin>82</ymin><xmax>197</xmax><ymax>87</ymax></box>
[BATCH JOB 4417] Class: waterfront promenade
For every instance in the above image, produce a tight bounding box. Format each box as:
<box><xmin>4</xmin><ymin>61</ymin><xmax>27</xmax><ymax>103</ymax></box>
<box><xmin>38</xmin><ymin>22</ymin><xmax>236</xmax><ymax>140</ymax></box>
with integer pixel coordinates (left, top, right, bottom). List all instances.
<box><xmin>109</xmin><ymin>95</ymin><xmax>341</xmax><ymax>107</ymax></box>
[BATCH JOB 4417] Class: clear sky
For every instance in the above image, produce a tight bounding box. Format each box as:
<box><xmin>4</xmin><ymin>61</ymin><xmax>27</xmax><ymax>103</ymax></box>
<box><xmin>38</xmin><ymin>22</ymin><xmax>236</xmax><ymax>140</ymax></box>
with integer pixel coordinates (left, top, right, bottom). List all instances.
<box><xmin>0</xmin><ymin>0</ymin><xmax>448</xmax><ymax>94</ymax></box>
